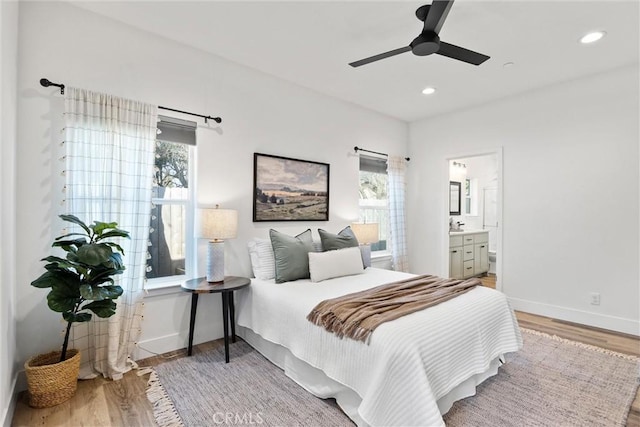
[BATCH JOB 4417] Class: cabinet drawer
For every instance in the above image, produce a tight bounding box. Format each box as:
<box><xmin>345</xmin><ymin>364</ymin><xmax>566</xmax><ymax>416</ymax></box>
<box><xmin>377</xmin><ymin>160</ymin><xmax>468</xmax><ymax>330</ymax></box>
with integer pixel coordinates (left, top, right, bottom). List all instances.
<box><xmin>449</xmin><ymin>247</ymin><xmax>463</xmax><ymax>279</ymax></box>
<box><xmin>449</xmin><ymin>235</ymin><xmax>463</xmax><ymax>247</ymax></box>
<box><xmin>463</xmin><ymin>260</ymin><xmax>474</xmax><ymax>277</ymax></box>
<box><xmin>462</xmin><ymin>235</ymin><xmax>475</xmax><ymax>245</ymax></box>
<box><xmin>463</xmin><ymin>246</ymin><xmax>474</xmax><ymax>261</ymax></box>
<box><xmin>475</xmin><ymin>232</ymin><xmax>489</xmax><ymax>244</ymax></box>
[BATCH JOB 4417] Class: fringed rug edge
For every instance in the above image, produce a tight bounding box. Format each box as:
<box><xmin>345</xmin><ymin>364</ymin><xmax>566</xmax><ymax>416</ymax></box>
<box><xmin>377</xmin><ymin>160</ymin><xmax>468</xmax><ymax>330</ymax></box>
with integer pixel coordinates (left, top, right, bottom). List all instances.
<box><xmin>520</xmin><ymin>327</ymin><xmax>640</xmax><ymax>362</ymax></box>
<box><xmin>138</xmin><ymin>367</ymin><xmax>185</xmax><ymax>427</ymax></box>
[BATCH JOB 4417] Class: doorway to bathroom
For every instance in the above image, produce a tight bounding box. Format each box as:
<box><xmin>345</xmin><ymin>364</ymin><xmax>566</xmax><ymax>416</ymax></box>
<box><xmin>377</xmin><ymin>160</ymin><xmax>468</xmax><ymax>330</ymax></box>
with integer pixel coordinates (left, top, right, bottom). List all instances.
<box><xmin>446</xmin><ymin>150</ymin><xmax>502</xmax><ymax>290</ymax></box>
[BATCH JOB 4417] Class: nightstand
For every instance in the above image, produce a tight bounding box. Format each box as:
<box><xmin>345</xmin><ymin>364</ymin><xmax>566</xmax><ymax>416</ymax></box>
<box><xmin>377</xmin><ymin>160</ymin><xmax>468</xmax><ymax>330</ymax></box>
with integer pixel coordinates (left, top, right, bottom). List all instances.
<box><xmin>181</xmin><ymin>276</ymin><xmax>251</xmax><ymax>363</ymax></box>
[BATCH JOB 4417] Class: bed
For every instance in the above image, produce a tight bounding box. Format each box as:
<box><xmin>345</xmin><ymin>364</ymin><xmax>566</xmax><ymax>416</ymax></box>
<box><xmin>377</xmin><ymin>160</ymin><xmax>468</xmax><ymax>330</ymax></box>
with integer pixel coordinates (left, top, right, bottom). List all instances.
<box><xmin>235</xmin><ymin>266</ymin><xmax>522</xmax><ymax>427</ymax></box>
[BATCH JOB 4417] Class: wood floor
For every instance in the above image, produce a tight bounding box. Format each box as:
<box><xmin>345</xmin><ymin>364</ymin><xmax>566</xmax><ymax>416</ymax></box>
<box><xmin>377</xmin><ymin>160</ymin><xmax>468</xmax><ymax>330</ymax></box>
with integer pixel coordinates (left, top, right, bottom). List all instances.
<box><xmin>12</xmin><ymin>291</ymin><xmax>639</xmax><ymax>426</ymax></box>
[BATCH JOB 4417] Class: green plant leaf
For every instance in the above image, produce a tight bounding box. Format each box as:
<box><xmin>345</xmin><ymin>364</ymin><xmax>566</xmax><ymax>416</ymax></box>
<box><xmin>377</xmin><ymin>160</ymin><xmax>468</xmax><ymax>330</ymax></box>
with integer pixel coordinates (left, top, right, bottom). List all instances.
<box><xmin>90</xmin><ymin>221</ymin><xmax>119</xmax><ymax>236</ymax></box>
<box><xmin>54</xmin><ymin>233</ymin><xmax>89</xmax><ymax>242</ymax></box>
<box><xmin>32</xmin><ymin>270</ymin><xmax>81</xmax><ymax>288</ymax></box>
<box><xmin>47</xmin><ymin>283</ymin><xmax>80</xmax><ymax>313</ymax></box>
<box><xmin>43</xmin><ymin>263</ymin><xmax>65</xmax><ymax>273</ymax></box>
<box><xmin>91</xmin><ymin>276</ymin><xmax>115</xmax><ymax>286</ymax></box>
<box><xmin>66</xmin><ymin>251</ymin><xmax>80</xmax><ymax>263</ymax></box>
<box><xmin>95</xmin><ymin>229</ymin><xmax>130</xmax><ymax>242</ymax></box>
<box><xmin>31</xmin><ymin>271</ymin><xmax>57</xmax><ymax>288</ymax></box>
<box><xmin>105</xmin><ymin>252</ymin><xmax>125</xmax><ymax>270</ymax></box>
<box><xmin>80</xmin><ymin>284</ymin><xmax>123</xmax><ymax>301</ymax></box>
<box><xmin>52</xmin><ymin>238</ymin><xmax>88</xmax><ymax>249</ymax></box>
<box><xmin>63</xmin><ymin>312</ymin><xmax>92</xmax><ymax>323</ymax></box>
<box><xmin>101</xmin><ymin>241</ymin><xmax>125</xmax><ymax>255</ymax></box>
<box><xmin>83</xmin><ymin>299</ymin><xmax>117</xmax><ymax>318</ymax></box>
<box><xmin>41</xmin><ymin>255</ymin><xmax>76</xmax><ymax>270</ymax></box>
<box><xmin>59</xmin><ymin>214</ymin><xmax>91</xmax><ymax>234</ymax></box>
<box><xmin>76</xmin><ymin>244</ymin><xmax>113</xmax><ymax>266</ymax></box>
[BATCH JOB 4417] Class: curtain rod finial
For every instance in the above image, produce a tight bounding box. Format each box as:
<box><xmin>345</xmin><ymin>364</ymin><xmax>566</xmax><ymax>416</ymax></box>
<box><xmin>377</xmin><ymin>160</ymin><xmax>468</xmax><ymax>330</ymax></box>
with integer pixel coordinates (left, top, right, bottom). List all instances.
<box><xmin>40</xmin><ymin>78</ymin><xmax>65</xmax><ymax>94</ymax></box>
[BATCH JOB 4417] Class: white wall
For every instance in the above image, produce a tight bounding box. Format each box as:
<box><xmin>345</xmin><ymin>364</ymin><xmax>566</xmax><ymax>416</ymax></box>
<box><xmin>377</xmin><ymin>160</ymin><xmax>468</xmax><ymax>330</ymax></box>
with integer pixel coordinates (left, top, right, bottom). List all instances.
<box><xmin>1</xmin><ymin>1</ymin><xmax>19</xmax><ymax>425</ymax></box>
<box><xmin>408</xmin><ymin>65</ymin><xmax>640</xmax><ymax>335</ymax></box>
<box><xmin>15</xmin><ymin>2</ymin><xmax>407</xmax><ymax>364</ymax></box>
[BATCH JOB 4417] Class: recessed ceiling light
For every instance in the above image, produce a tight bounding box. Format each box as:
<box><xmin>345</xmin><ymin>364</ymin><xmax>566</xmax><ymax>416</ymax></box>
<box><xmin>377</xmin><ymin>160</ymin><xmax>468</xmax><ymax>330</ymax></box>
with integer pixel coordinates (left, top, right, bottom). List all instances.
<box><xmin>580</xmin><ymin>31</ymin><xmax>606</xmax><ymax>44</ymax></box>
<box><xmin>503</xmin><ymin>62</ymin><xmax>515</xmax><ymax>68</ymax></box>
<box><xmin>422</xmin><ymin>87</ymin><xmax>436</xmax><ymax>95</ymax></box>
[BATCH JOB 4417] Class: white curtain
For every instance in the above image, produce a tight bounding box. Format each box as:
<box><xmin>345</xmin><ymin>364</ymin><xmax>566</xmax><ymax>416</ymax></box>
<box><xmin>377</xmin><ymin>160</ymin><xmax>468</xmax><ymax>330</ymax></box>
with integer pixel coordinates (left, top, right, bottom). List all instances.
<box><xmin>387</xmin><ymin>156</ymin><xmax>409</xmax><ymax>272</ymax></box>
<box><xmin>64</xmin><ymin>87</ymin><xmax>157</xmax><ymax>379</ymax></box>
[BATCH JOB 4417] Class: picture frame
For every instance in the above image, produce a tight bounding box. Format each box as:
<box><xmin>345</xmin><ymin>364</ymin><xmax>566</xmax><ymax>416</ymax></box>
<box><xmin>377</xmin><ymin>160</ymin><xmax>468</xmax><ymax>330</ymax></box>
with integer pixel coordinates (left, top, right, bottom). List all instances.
<box><xmin>253</xmin><ymin>153</ymin><xmax>330</xmax><ymax>222</ymax></box>
<box><xmin>449</xmin><ymin>181</ymin><xmax>461</xmax><ymax>216</ymax></box>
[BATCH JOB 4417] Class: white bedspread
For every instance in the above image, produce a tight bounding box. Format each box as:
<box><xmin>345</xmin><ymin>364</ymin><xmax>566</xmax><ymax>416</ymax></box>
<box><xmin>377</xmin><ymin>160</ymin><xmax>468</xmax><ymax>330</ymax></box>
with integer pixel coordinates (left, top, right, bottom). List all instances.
<box><xmin>236</xmin><ymin>268</ymin><xmax>522</xmax><ymax>427</ymax></box>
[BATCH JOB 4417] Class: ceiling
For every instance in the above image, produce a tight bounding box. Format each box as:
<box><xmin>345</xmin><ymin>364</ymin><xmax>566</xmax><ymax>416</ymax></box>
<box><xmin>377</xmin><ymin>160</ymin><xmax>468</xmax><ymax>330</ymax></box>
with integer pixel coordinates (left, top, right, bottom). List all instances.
<box><xmin>72</xmin><ymin>1</ymin><xmax>639</xmax><ymax>122</ymax></box>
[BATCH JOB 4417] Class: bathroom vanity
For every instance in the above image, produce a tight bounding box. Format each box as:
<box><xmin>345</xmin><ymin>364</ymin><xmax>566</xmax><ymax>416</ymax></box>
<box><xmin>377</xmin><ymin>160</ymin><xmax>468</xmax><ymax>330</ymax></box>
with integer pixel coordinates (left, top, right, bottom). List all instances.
<box><xmin>449</xmin><ymin>230</ymin><xmax>489</xmax><ymax>279</ymax></box>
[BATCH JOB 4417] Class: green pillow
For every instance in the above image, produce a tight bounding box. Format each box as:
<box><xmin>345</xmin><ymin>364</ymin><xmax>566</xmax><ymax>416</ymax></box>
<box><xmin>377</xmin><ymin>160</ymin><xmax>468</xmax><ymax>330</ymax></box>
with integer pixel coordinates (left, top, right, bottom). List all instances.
<box><xmin>318</xmin><ymin>226</ymin><xmax>359</xmax><ymax>251</ymax></box>
<box><xmin>269</xmin><ymin>229</ymin><xmax>314</xmax><ymax>283</ymax></box>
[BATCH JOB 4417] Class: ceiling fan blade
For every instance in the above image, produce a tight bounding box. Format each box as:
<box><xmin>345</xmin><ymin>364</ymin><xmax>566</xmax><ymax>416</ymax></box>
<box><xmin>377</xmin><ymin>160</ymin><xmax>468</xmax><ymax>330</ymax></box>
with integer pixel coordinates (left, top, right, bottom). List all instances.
<box><xmin>437</xmin><ymin>42</ymin><xmax>490</xmax><ymax>65</ymax></box>
<box><xmin>349</xmin><ymin>46</ymin><xmax>412</xmax><ymax>67</ymax></box>
<box><xmin>423</xmin><ymin>0</ymin><xmax>454</xmax><ymax>33</ymax></box>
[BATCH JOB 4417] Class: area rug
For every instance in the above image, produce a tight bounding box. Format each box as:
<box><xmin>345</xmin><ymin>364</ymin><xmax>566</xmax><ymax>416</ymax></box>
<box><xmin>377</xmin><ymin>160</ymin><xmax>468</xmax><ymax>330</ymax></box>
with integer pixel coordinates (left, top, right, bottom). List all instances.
<box><xmin>145</xmin><ymin>329</ymin><xmax>639</xmax><ymax>427</ymax></box>
<box><xmin>443</xmin><ymin>329</ymin><xmax>639</xmax><ymax>426</ymax></box>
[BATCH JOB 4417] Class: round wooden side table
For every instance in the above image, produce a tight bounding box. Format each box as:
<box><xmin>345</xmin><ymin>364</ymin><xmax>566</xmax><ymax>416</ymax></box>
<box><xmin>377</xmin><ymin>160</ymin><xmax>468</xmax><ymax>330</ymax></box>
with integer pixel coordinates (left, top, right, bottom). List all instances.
<box><xmin>181</xmin><ymin>276</ymin><xmax>251</xmax><ymax>363</ymax></box>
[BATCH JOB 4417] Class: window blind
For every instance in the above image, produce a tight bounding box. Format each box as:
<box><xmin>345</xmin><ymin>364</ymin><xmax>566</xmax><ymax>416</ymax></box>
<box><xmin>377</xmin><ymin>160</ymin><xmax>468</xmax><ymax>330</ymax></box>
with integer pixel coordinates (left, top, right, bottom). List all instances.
<box><xmin>157</xmin><ymin>115</ymin><xmax>197</xmax><ymax>145</ymax></box>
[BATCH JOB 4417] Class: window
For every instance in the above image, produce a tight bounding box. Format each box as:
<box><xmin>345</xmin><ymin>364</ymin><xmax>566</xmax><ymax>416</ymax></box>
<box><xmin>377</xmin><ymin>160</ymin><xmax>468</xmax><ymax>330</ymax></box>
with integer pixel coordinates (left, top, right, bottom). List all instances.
<box><xmin>464</xmin><ymin>177</ymin><xmax>478</xmax><ymax>216</ymax></box>
<box><xmin>358</xmin><ymin>155</ymin><xmax>389</xmax><ymax>252</ymax></box>
<box><xmin>146</xmin><ymin>116</ymin><xmax>196</xmax><ymax>286</ymax></box>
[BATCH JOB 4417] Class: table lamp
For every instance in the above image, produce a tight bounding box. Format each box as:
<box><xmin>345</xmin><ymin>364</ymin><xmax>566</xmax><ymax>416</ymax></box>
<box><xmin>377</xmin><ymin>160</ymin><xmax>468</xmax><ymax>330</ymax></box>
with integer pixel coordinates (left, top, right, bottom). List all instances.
<box><xmin>351</xmin><ymin>222</ymin><xmax>379</xmax><ymax>267</ymax></box>
<box><xmin>198</xmin><ymin>205</ymin><xmax>238</xmax><ymax>283</ymax></box>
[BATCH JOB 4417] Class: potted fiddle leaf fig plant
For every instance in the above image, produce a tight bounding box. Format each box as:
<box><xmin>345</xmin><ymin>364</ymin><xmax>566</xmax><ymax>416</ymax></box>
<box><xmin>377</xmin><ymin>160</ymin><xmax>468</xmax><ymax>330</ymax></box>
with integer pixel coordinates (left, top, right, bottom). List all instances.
<box><xmin>25</xmin><ymin>214</ymin><xmax>129</xmax><ymax>408</ymax></box>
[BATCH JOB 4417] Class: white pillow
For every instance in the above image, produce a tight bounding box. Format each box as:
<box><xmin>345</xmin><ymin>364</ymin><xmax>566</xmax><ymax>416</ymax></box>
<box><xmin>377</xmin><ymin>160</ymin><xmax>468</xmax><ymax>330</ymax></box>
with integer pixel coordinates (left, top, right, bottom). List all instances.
<box><xmin>247</xmin><ymin>238</ymin><xmax>276</xmax><ymax>280</ymax></box>
<box><xmin>308</xmin><ymin>246</ymin><xmax>364</xmax><ymax>283</ymax></box>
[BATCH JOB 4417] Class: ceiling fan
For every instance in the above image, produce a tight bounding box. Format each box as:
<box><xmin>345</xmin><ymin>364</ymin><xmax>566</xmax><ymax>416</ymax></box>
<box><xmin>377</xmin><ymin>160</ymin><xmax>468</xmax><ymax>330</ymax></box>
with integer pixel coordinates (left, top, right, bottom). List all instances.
<box><xmin>349</xmin><ymin>0</ymin><xmax>490</xmax><ymax>68</ymax></box>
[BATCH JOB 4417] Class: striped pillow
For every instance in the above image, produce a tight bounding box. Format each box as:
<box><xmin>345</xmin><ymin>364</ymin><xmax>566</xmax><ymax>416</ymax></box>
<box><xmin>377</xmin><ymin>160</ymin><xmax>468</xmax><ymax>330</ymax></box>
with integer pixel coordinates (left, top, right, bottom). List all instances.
<box><xmin>248</xmin><ymin>238</ymin><xmax>276</xmax><ymax>280</ymax></box>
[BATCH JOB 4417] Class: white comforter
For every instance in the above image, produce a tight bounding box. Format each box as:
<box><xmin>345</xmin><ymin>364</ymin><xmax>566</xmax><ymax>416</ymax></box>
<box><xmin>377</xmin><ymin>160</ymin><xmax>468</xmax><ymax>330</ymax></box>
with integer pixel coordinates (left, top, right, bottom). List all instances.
<box><xmin>236</xmin><ymin>268</ymin><xmax>522</xmax><ymax>427</ymax></box>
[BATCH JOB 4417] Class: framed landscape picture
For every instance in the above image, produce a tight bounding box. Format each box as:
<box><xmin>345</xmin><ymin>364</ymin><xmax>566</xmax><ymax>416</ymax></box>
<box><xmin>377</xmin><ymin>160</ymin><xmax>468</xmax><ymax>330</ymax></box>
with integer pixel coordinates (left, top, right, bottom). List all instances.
<box><xmin>253</xmin><ymin>153</ymin><xmax>330</xmax><ymax>222</ymax></box>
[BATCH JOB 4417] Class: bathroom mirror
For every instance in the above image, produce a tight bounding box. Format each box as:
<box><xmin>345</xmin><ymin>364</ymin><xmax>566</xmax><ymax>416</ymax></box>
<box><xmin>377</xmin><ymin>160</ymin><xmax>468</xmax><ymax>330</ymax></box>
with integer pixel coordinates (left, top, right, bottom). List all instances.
<box><xmin>449</xmin><ymin>181</ymin><xmax>461</xmax><ymax>215</ymax></box>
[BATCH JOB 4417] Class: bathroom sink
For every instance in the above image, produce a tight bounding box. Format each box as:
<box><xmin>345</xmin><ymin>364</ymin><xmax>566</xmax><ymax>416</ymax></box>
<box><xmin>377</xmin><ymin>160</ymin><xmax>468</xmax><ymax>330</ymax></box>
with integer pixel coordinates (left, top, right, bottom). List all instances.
<box><xmin>449</xmin><ymin>229</ymin><xmax>487</xmax><ymax>235</ymax></box>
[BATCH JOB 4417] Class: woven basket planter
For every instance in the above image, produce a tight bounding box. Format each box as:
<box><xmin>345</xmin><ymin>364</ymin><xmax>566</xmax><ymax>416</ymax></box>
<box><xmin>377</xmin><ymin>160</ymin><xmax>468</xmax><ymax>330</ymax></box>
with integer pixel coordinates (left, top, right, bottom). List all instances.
<box><xmin>24</xmin><ymin>349</ymin><xmax>80</xmax><ymax>408</ymax></box>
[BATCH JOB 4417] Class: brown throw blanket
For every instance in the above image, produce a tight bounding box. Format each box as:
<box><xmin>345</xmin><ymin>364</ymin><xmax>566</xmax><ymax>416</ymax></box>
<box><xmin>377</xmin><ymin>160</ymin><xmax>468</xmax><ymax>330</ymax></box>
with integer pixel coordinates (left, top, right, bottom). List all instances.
<box><xmin>307</xmin><ymin>275</ymin><xmax>481</xmax><ymax>343</ymax></box>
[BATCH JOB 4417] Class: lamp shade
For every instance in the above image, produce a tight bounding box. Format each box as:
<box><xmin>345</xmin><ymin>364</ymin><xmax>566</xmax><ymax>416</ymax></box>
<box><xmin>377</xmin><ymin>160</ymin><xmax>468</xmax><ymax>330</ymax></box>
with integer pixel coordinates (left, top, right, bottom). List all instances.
<box><xmin>351</xmin><ymin>223</ymin><xmax>379</xmax><ymax>245</ymax></box>
<box><xmin>198</xmin><ymin>207</ymin><xmax>238</xmax><ymax>240</ymax></box>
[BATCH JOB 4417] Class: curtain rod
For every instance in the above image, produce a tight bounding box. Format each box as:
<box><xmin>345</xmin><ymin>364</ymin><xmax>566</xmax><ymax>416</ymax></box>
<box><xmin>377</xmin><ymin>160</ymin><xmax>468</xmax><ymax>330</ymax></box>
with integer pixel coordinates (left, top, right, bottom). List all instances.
<box><xmin>354</xmin><ymin>146</ymin><xmax>410</xmax><ymax>162</ymax></box>
<box><xmin>39</xmin><ymin>78</ymin><xmax>222</xmax><ymax>124</ymax></box>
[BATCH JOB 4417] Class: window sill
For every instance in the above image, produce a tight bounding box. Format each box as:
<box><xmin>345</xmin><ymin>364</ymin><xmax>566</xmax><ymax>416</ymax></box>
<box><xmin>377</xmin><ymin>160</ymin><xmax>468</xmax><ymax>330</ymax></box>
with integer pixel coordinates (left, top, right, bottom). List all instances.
<box><xmin>371</xmin><ymin>251</ymin><xmax>392</xmax><ymax>260</ymax></box>
<box><xmin>144</xmin><ymin>276</ymin><xmax>190</xmax><ymax>297</ymax></box>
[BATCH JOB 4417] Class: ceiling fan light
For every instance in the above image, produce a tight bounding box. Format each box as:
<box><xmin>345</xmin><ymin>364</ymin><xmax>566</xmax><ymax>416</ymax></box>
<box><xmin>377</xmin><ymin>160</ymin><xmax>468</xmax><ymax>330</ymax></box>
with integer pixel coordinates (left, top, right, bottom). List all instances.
<box><xmin>422</xmin><ymin>87</ymin><xmax>436</xmax><ymax>95</ymax></box>
<box><xmin>579</xmin><ymin>31</ymin><xmax>606</xmax><ymax>44</ymax></box>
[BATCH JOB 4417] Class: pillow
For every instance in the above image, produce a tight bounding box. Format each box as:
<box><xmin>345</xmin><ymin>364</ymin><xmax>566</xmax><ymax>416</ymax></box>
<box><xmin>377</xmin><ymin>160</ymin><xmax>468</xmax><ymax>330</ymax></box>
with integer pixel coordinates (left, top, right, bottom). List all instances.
<box><xmin>247</xmin><ymin>238</ymin><xmax>275</xmax><ymax>280</ymax></box>
<box><xmin>308</xmin><ymin>246</ymin><xmax>365</xmax><ymax>282</ymax></box>
<box><xmin>359</xmin><ymin>245</ymin><xmax>372</xmax><ymax>269</ymax></box>
<box><xmin>318</xmin><ymin>226</ymin><xmax>359</xmax><ymax>251</ymax></box>
<box><xmin>269</xmin><ymin>229</ymin><xmax>314</xmax><ymax>283</ymax></box>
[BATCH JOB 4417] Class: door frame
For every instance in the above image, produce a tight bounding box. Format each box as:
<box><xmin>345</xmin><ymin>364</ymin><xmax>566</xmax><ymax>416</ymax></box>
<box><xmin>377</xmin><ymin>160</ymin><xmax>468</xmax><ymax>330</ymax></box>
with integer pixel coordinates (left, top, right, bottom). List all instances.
<box><xmin>443</xmin><ymin>147</ymin><xmax>504</xmax><ymax>291</ymax></box>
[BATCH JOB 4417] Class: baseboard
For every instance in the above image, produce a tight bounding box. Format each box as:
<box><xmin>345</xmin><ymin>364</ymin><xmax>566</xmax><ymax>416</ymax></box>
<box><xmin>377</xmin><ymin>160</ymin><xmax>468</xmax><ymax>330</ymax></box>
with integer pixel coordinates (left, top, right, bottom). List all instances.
<box><xmin>508</xmin><ymin>297</ymin><xmax>640</xmax><ymax>336</ymax></box>
<box><xmin>2</xmin><ymin>374</ymin><xmax>18</xmax><ymax>427</ymax></box>
<box><xmin>134</xmin><ymin>329</ymin><xmax>224</xmax><ymax>360</ymax></box>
